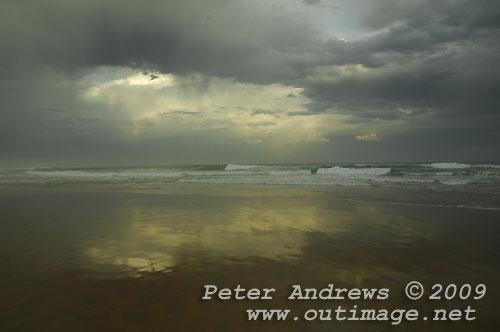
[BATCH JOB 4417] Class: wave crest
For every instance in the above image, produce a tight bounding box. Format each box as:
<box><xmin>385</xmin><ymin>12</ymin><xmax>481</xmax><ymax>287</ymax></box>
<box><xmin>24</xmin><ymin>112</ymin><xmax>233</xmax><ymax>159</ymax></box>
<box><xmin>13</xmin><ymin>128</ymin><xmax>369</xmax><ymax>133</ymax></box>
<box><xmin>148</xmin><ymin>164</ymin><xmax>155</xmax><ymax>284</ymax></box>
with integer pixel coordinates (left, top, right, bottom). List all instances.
<box><xmin>316</xmin><ymin>167</ymin><xmax>391</xmax><ymax>175</ymax></box>
<box><xmin>25</xmin><ymin>170</ymin><xmax>183</xmax><ymax>177</ymax></box>
<box><xmin>425</xmin><ymin>163</ymin><xmax>471</xmax><ymax>169</ymax></box>
<box><xmin>224</xmin><ymin>164</ymin><xmax>274</xmax><ymax>171</ymax></box>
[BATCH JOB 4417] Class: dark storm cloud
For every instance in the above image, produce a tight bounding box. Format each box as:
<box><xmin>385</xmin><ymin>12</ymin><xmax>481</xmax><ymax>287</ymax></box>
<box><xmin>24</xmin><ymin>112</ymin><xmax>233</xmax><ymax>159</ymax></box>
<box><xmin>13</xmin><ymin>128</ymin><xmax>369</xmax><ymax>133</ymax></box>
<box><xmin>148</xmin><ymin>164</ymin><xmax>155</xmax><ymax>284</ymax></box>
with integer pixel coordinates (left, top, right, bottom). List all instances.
<box><xmin>300</xmin><ymin>0</ymin><xmax>500</xmax><ymax>122</ymax></box>
<box><xmin>1</xmin><ymin>0</ymin><xmax>499</xmax><ymax>164</ymax></box>
<box><xmin>360</xmin><ymin>0</ymin><xmax>500</xmax><ymax>32</ymax></box>
<box><xmin>2</xmin><ymin>0</ymin><xmax>498</xmax><ymax>99</ymax></box>
<box><xmin>0</xmin><ymin>0</ymin><xmax>319</xmax><ymax>85</ymax></box>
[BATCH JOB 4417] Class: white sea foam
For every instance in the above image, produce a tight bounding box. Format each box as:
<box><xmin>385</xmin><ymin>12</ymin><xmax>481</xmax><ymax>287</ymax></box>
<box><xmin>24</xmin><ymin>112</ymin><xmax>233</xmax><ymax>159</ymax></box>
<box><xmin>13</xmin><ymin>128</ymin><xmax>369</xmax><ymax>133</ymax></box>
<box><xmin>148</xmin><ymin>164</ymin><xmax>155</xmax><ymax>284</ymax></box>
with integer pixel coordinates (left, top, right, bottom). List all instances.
<box><xmin>437</xmin><ymin>179</ymin><xmax>472</xmax><ymax>185</ymax></box>
<box><xmin>269</xmin><ymin>170</ymin><xmax>311</xmax><ymax>175</ymax></box>
<box><xmin>26</xmin><ymin>170</ymin><xmax>184</xmax><ymax>178</ymax></box>
<box><xmin>224</xmin><ymin>164</ymin><xmax>275</xmax><ymax>171</ymax></box>
<box><xmin>425</xmin><ymin>163</ymin><xmax>471</xmax><ymax>169</ymax></box>
<box><xmin>475</xmin><ymin>164</ymin><xmax>500</xmax><ymax>168</ymax></box>
<box><xmin>179</xmin><ymin>175</ymin><xmax>370</xmax><ymax>186</ymax></box>
<box><xmin>316</xmin><ymin>166</ymin><xmax>391</xmax><ymax>175</ymax></box>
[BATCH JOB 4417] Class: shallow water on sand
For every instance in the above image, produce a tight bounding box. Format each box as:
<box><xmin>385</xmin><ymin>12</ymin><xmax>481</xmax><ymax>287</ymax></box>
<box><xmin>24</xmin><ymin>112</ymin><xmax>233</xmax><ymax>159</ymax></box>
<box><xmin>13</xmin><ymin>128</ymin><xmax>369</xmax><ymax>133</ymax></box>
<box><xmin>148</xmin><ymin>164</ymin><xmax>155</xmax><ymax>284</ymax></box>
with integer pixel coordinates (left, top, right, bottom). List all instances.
<box><xmin>1</xmin><ymin>184</ymin><xmax>499</xmax><ymax>331</ymax></box>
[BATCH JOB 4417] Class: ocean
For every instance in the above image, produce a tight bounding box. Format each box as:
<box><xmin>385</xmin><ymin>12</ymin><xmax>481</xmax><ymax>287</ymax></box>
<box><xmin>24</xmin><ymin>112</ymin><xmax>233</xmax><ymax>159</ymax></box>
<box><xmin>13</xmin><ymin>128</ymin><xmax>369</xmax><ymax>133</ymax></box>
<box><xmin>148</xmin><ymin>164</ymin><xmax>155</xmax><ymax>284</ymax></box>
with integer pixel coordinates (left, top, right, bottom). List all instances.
<box><xmin>2</xmin><ymin>162</ymin><xmax>500</xmax><ymax>209</ymax></box>
<box><xmin>5</xmin><ymin>162</ymin><xmax>499</xmax><ymax>187</ymax></box>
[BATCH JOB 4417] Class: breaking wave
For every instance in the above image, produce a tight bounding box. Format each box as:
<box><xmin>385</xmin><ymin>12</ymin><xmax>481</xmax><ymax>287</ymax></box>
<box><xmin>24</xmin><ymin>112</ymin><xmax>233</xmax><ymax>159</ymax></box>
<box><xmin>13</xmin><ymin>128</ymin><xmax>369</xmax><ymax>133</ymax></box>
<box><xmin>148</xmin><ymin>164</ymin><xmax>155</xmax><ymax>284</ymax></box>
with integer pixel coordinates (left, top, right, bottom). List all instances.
<box><xmin>316</xmin><ymin>166</ymin><xmax>391</xmax><ymax>175</ymax></box>
<box><xmin>475</xmin><ymin>164</ymin><xmax>500</xmax><ymax>168</ymax></box>
<box><xmin>425</xmin><ymin>163</ymin><xmax>471</xmax><ymax>169</ymax></box>
<box><xmin>26</xmin><ymin>170</ymin><xmax>184</xmax><ymax>178</ymax></box>
<box><xmin>224</xmin><ymin>164</ymin><xmax>275</xmax><ymax>171</ymax></box>
<box><xmin>0</xmin><ymin>162</ymin><xmax>495</xmax><ymax>192</ymax></box>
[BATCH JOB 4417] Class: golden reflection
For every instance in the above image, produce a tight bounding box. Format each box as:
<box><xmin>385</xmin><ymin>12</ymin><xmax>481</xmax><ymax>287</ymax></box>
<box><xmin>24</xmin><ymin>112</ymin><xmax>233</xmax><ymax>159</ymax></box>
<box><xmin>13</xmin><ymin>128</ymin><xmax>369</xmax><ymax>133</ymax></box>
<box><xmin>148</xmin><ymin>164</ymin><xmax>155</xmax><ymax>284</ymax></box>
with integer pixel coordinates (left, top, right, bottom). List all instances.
<box><xmin>82</xmin><ymin>188</ymin><xmax>433</xmax><ymax>278</ymax></box>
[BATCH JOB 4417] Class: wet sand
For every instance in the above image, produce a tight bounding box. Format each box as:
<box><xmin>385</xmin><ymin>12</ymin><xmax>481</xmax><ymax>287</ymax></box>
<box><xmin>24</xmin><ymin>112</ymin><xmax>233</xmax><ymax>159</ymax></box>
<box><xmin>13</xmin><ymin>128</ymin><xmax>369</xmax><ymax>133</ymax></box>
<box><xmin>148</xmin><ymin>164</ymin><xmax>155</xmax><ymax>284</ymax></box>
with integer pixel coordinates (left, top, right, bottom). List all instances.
<box><xmin>1</xmin><ymin>184</ymin><xmax>499</xmax><ymax>331</ymax></box>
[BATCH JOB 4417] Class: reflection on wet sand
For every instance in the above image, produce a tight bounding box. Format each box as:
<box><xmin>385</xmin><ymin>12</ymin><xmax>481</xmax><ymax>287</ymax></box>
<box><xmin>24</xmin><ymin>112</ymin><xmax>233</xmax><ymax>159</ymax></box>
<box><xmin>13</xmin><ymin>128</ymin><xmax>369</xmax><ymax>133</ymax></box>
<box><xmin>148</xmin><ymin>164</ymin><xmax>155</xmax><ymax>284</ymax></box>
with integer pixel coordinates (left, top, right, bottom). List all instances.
<box><xmin>84</xmin><ymin>200</ymin><xmax>325</xmax><ymax>273</ymax></box>
<box><xmin>1</xmin><ymin>186</ymin><xmax>499</xmax><ymax>331</ymax></box>
<box><xmin>82</xmin><ymin>192</ymin><xmax>433</xmax><ymax>277</ymax></box>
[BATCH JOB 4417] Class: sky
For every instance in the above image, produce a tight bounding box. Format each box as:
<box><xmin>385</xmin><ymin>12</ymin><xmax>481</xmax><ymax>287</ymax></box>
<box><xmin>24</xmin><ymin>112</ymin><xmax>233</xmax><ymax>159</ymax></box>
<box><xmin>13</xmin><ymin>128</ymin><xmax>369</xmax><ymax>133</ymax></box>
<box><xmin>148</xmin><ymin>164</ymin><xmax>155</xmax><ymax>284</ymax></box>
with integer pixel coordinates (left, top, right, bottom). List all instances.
<box><xmin>1</xmin><ymin>0</ymin><xmax>499</xmax><ymax>166</ymax></box>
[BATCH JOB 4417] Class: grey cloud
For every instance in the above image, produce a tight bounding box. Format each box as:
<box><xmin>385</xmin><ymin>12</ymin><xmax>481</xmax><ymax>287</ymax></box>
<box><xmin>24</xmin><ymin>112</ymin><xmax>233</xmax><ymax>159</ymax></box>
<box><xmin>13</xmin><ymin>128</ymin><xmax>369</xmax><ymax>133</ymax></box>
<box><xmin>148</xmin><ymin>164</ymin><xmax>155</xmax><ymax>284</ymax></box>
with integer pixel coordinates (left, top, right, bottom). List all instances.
<box><xmin>245</xmin><ymin>121</ymin><xmax>277</xmax><ymax>128</ymax></box>
<box><xmin>250</xmin><ymin>109</ymin><xmax>279</xmax><ymax>116</ymax></box>
<box><xmin>1</xmin><ymin>0</ymin><xmax>499</xmax><ymax>164</ymax></box>
<box><xmin>3</xmin><ymin>0</ymin><xmax>495</xmax><ymax>88</ymax></box>
<box><xmin>360</xmin><ymin>0</ymin><xmax>500</xmax><ymax>31</ymax></box>
<box><xmin>172</xmin><ymin>110</ymin><xmax>201</xmax><ymax>115</ymax></box>
<box><xmin>0</xmin><ymin>0</ymin><xmax>319</xmax><ymax>85</ymax></box>
<box><xmin>303</xmin><ymin>0</ymin><xmax>321</xmax><ymax>5</ymax></box>
<box><xmin>301</xmin><ymin>0</ymin><xmax>500</xmax><ymax>123</ymax></box>
<box><xmin>287</xmin><ymin>111</ymin><xmax>317</xmax><ymax>116</ymax></box>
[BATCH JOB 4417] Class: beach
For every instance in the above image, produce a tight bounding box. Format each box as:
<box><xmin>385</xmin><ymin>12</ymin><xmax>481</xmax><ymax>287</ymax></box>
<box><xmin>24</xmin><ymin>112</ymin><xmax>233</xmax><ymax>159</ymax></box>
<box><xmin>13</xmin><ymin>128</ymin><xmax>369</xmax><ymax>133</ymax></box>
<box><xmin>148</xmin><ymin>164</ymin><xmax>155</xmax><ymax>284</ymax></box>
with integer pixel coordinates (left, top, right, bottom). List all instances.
<box><xmin>3</xmin><ymin>0</ymin><xmax>500</xmax><ymax>330</ymax></box>
<box><xmin>1</xmin><ymin>177</ymin><xmax>499</xmax><ymax>331</ymax></box>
